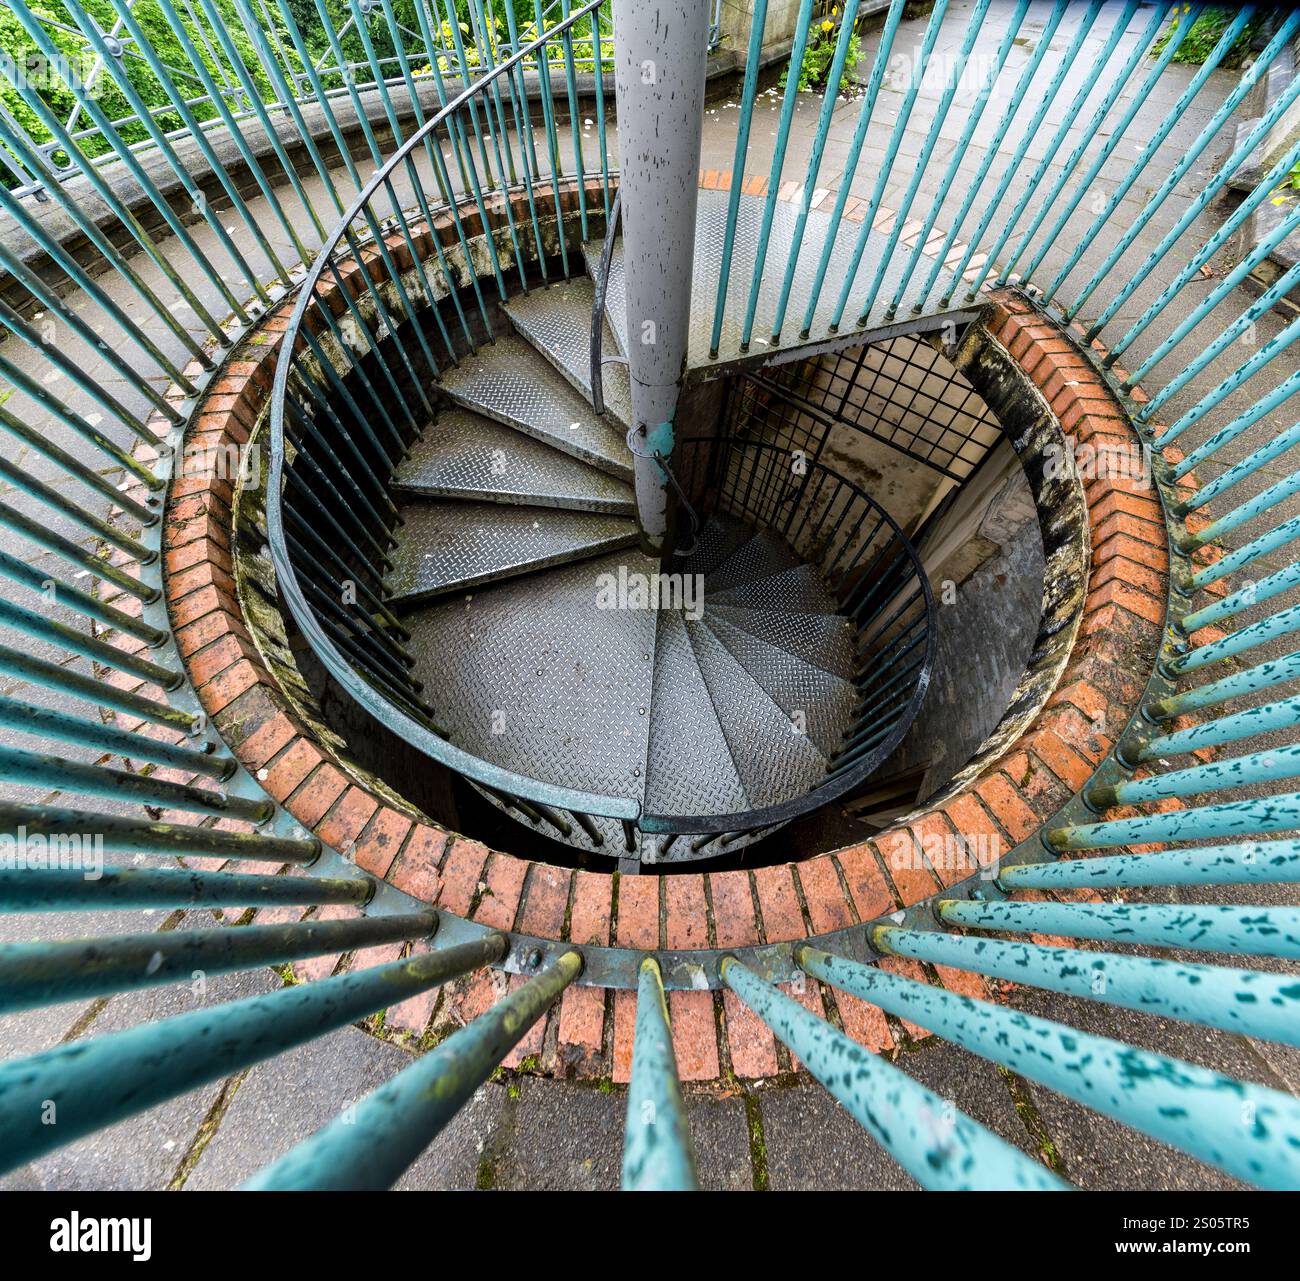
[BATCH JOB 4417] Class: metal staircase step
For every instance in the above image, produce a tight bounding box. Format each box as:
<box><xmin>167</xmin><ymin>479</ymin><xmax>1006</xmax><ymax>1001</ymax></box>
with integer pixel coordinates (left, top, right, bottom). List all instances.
<box><xmin>708</xmin><ymin>562</ymin><xmax>840</xmax><ymax>615</ymax></box>
<box><xmin>581</xmin><ymin>236</ymin><xmax>628</xmax><ymax>356</ymax></box>
<box><xmin>643</xmin><ymin>609</ymin><xmax>749</xmax><ymax>819</ymax></box>
<box><xmin>394</xmin><ymin>409</ymin><xmax>635</xmax><ymax>515</ymax></box>
<box><xmin>684</xmin><ymin>617</ymin><xmax>827</xmax><ymax>808</ymax></box>
<box><xmin>706</xmin><ymin>604</ymin><xmax>857</xmax><ymax>679</ymax></box>
<box><xmin>704</xmin><ymin>528</ymin><xmax>805</xmax><ymax>597</ymax></box>
<box><xmin>704</xmin><ymin>612</ymin><xmax>859</xmax><ymax>759</ymax></box>
<box><xmin>387</xmin><ymin>499</ymin><xmax>638</xmax><ymax>603</ymax></box>
<box><xmin>402</xmin><ymin>550</ymin><xmax>658</xmax><ymax>807</ymax></box>
<box><xmin>438</xmin><ymin>334</ymin><xmax>632</xmax><ymax>480</ymax></box>
<box><xmin>503</xmin><ymin>278</ymin><xmax>632</xmax><ymax>428</ymax></box>
<box><xmin>678</xmin><ymin>513</ymin><xmax>753</xmax><ymax>579</ymax></box>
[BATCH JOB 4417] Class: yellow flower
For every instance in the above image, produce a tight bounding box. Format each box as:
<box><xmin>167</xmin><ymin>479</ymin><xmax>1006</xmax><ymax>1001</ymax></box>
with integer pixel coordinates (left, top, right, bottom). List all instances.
<box><xmin>820</xmin><ymin>19</ymin><xmax>833</xmax><ymax>33</ymax></box>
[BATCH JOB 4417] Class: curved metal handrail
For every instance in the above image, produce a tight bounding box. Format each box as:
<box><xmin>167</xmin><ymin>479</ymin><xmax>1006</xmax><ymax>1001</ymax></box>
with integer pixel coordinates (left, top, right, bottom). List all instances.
<box><xmin>266</xmin><ymin>0</ymin><xmax>636</xmax><ymax>824</ymax></box>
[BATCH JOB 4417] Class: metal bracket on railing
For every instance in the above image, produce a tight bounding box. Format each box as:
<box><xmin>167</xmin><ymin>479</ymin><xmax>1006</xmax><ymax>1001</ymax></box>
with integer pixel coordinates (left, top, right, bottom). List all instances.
<box><xmin>625</xmin><ymin>424</ymin><xmax>699</xmax><ymax>557</ymax></box>
<box><xmin>590</xmin><ymin>188</ymin><xmax>622</xmax><ymax>417</ymax></box>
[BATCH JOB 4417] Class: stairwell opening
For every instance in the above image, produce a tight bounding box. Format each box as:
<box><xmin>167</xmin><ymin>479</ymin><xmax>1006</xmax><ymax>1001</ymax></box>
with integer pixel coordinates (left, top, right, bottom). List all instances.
<box><xmin>232</xmin><ymin>248</ymin><xmax>1074</xmax><ymax>876</ymax></box>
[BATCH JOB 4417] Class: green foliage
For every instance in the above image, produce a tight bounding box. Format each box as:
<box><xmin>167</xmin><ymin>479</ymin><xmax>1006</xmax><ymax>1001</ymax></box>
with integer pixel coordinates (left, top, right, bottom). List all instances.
<box><xmin>1151</xmin><ymin>4</ymin><xmax>1259</xmax><ymax>69</ymax></box>
<box><xmin>780</xmin><ymin>10</ymin><xmax>862</xmax><ymax>94</ymax></box>
<box><xmin>0</xmin><ymin>0</ymin><xmax>610</xmax><ymax>190</ymax></box>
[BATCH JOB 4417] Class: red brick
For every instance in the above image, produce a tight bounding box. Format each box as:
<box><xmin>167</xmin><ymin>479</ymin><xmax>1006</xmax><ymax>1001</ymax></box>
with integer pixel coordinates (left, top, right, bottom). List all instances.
<box><xmin>568</xmin><ymin>871</ymin><xmax>612</xmax><ymax>947</ymax></box>
<box><xmin>261</xmin><ymin>739</ymin><xmax>322</xmax><ymax>801</ymax></box>
<box><xmin>664</xmin><ymin>876</ymin><xmax>709</xmax><ymax>950</ymax></box>
<box><xmin>434</xmin><ymin>832</ymin><xmax>488</xmax><ymax>915</ymax></box>
<box><xmin>932</xmin><ymin>794</ymin><xmax>993</xmax><ymax>881</ymax></box>
<box><xmin>517</xmin><ymin>864</ymin><xmax>571</xmax><ymax>938</ymax></box>
<box><xmin>388</xmin><ymin>825</ymin><xmax>447</xmax><ymax>902</ymax></box>
<box><xmin>797</xmin><ymin>857</ymin><xmax>854</xmax><ymax>934</ymax></box>
<box><xmin>835</xmin><ymin>843</ymin><xmax>896</xmax><ymax>919</ymax></box>
<box><xmin>289</xmin><ymin>764</ymin><xmax>349</xmax><ymax>829</ymax></box>
<box><xmin>237</xmin><ymin>711</ymin><xmax>296</xmax><ymax>769</ymax></box>
<box><xmin>317</xmin><ymin>785</ymin><xmax>380</xmax><ymax>854</ymax></box>
<box><xmin>875</xmin><ymin>828</ymin><xmax>940</xmax><ymax>906</ymax></box>
<box><xmin>472</xmin><ymin>854</ymin><xmax>528</xmax><ymax>931</ymax></box>
<box><xmin>833</xmin><ymin>989</ymin><xmax>895</xmax><ymax>1054</ymax></box>
<box><xmin>615</xmin><ymin>875</ymin><xmax>660</xmax><ymax>949</ymax></box>
<box><xmin>724</xmin><ymin>989</ymin><xmax>779</xmax><ymax>1078</ymax></box>
<box><xmin>709</xmin><ymin>869</ymin><xmax>759</xmax><ymax>948</ymax></box>
<box><xmin>753</xmin><ymin>864</ymin><xmax>806</xmax><ymax>942</ymax></box>
<box><xmin>975</xmin><ymin>773</ymin><xmax>1041</xmax><ymax>844</ymax></box>
<box><xmin>558</xmin><ymin>985</ymin><xmax>606</xmax><ymax>1077</ymax></box>
<box><xmin>668</xmin><ymin>991</ymin><xmax>720</xmax><ymax>1081</ymax></box>
<box><xmin>353</xmin><ymin>807</ymin><xmax>412</xmax><ymax>878</ymax></box>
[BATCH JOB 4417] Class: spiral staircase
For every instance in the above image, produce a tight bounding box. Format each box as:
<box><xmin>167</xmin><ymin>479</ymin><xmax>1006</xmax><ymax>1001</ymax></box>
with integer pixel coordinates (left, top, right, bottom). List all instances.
<box><xmin>0</xmin><ymin>0</ymin><xmax>1299</xmax><ymax>1195</ymax></box>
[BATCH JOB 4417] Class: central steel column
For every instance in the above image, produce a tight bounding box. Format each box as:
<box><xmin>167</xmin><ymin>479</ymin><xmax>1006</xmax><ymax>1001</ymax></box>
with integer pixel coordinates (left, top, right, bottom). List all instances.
<box><xmin>612</xmin><ymin>0</ymin><xmax>710</xmax><ymax>554</ymax></box>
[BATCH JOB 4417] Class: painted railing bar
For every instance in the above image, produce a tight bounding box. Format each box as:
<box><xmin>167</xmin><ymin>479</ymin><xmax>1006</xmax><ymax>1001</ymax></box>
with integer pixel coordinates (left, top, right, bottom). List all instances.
<box><xmin>286</xmin><ymin>400</ymin><xmax>402</xmax><ymax>533</ymax></box>
<box><xmin>0</xmin><ymin>499</ymin><xmax>158</xmax><ymax>604</ymax></box>
<box><xmin>1180</xmin><ymin>422</ymin><xmax>1300</xmax><ymax>515</ymax></box>
<box><xmin>0</xmin><ymin>553</ymin><xmax>165</xmax><ymax>649</ymax></box>
<box><xmin>243</xmin><ymin>948</ymin><xmax>581</xmax><ymax>1190</ymax></box>
<box><xmin>589</xmin><ymin>6</ymin><xmax>611</xmax><ymax>221</ymax></box>
<box><xmin>937</xmin><ymin>898</ymin><xmax>1300</xmax><ymax>962</ymax></box>
<box><xmin>937</xmin><ymin>0</ymin><xmax>1075</xmax><ymax>306</ymax></box>
<box><xmin>0</xmin><ymin>747</ymin><xmax>272</xmax><ymax>824</ymax></box>
<box><xmin>287</xmin><ymin>376</ymin><xmax>398</xmax><ymax>514</ymax></box>
<box><xmin>1060</xmin><ymin>8</ymin><xmax>1297</xmax><ymax>320</ymax></box>
<box><xmin>997</xmin><ymin>841</ymin><xmax>1300</xmax><ymax>890</ymax></box>
<box><xmin>0</xmin><ymin>80</ymin><xmax>232</xmax><ymax>341</ymax></box>
<box><xmin>0</xmin><ymin>911</ymin><xmax>439</xmax><ymax>1013</ymax></box>
<box><xmin>0</xmin><ymin>353</ymin><xmax>162</xmax><ymax>490</ymax></box>
<box><xmin>1016</xmin><ymin>1</ymin><xmax>1193</xmax><ymax>292</ymax></box>
<box><xmin>0</xmin><ymin>183</ymin><xmax>196</xmax><ymax>394</ymax></box>
<box><xmin>739</xmin><ymin>0</ymin><xmax>816</xmax><ymax>350</ymax></box>
<box><xmin>1086</xmin><ymin>64</ymin><xmax>1300</xmax><ymax>342</ymax></box>
<box><xmin>1136</xmin><ymin>694</ymin><xmax>1300</xmax><ymax>762</ymax></box>
<box><xmin>1180</xmin><ymin>561</ymin><xmax>1300</xmax><ymax>635</ymax></box>
<box><xmin>721</xmin><ymin>955</ymin><xmax>1066</xmax><ymax>1190</ymax></box>
<box><xmin>0</xmin><ymin>408</ymin><xmax>157</xmax><ymax>529</ymax></box>
<box><xmin>526</xmin><ymin>5</ymin><xmax>573</xmax><ymax>275</ymax></box>
<box><xmin>0</xmin><ymin>453</ymin><xmax>153</xmax><ymax>562</ymax></box>
<box><xmin>767</xmin><ymin>0</ymin><xmax>866</xmax><ymax>345</ymax></box>
<box><xmin>499</xmin><ymin>0</ymin><xmax>553</xmax><ymax>278</ymax></box>
<box><xmin>830</xmin><ymin>0</ymin><xmax>953</xmax><ymax>332</ymax></box>
<box><xmin>865</xmin><ymin>0</ymin><xmax>996</xmax><ymax>325</ymax></box>
<box><xmin>558</xmin><ymin>0</ymin><xmax>590</xmax><ymax>243</ymax></box>
<box><xmin>0</xmin><ymin>297</ymin><xmax>160</xmax><ymax>448</ymax></box>
<box><xmin>284</xmin><ymin>514</ymin><xmax>408</xmax><ymax>637</ymax></box>
<box><xmin>90</xmin><ymin>0</ymin><xmax>292</xmax><ymax>295</ymax></box>
<box><xmin>0</xmin><ymin>108</ymin><xmax>210</xmax><ymax>366</ymax></box>
<box><xmin>1153</xmin><ymin>305</ymin><xmax>1300</xmax><ymax>448</ymax></box>
<box><xmin>798</xmin><ymin>0</ymin><xmax>908</xmax><ymax>337</ymax></box>
<box><xmin>962</xmin><ymin>0</ymin><xmax>1116</xmax><ymax>302</ymax></box>
<box><xmin>0</xmin><ymin>695</ymin><xmax>232</xmax><ymax>782</ymax></box>
<box><xmin>1164</xmin><ymin>600</ymin><xmax>1300</xmax><ymax>677</ymax></box>
<box><xmin>0</xmin><ymin>600</ymin><xmax>180</xmax><ymax>693</ymax></box>
<box><xmin>622</xmin><ymin>955</ymin><xmax>699</xmax><ymax>1190</ymax></box>
<box><xmin>1049</xmin><ymin>792</ymin><xmax>1300</xmax><ymax>851</ymax></box>
<box><xmin>1131</xmin><ymin>220</ymin><xmax>1300</xmax><ymax>408</ymax></box>
<box><xmin>894</xmin><ymin>0</ymin><xmax>1028</xmax><ymax>316</ymax></box>
<box><xmin>1090</xmin><ymin>742</ymin><xmax>1300</xmax><ymax>811</ymax></box>
<box><xmin>1185</xmin><ymin>504</ymin><xmax>1294</xmax><ymax>590</ymax></box>
<box><xmin>799</xmin><ymin>944</ymin><xmax>1300</xmax><ymax>1189</ymax></box>
<box><xmin>874</xmin><ymin>924</ymin><xmax>1300</xmax><ymax>1048</ymax></box>
<box><xmin>0</xmin><ymin>645</ymin><xmax>194</xmax><ymax>735</ymax></box>
<box><xmin>0</xmin><ymin>934</ymin><xmax>508</xmax><ymax>1175</ymax></box>
<box><xmin>296</xmin><ymin>325</ymin><xmax>402</xmax><ymax>470</ymax></box>
<box><xmin>1146</xmin><ymin>649</ymin><xmax>1300</xmax><ymax>723</ymax></box>
<box><xmin>0</xmin><ymin>804</ymin><xmax>319</xmax><ymax>864</ymax></box>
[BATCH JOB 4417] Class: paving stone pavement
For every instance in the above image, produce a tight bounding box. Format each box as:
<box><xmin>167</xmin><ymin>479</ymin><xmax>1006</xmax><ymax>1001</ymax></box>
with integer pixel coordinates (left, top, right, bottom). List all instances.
<box><xmin>2</xmin><ymin>0</ymin><xmax>1299</xmax><ymax>1189</ymax></box>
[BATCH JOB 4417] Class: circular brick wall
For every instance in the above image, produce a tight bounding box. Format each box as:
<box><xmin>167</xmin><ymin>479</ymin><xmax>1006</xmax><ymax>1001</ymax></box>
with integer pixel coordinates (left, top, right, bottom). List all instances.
<box><xmin>157</xmin><ymin>182</ymin><xmax>1192</xmax><ymax>1080</ymax></box>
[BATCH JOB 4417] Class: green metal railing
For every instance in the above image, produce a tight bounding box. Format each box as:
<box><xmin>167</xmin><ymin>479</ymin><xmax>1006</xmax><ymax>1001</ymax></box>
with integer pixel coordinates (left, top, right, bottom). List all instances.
<box><xmin>0</xmin><ymin>0</ymin><xmax>1297</xmax><ymax>1191</ymax></box>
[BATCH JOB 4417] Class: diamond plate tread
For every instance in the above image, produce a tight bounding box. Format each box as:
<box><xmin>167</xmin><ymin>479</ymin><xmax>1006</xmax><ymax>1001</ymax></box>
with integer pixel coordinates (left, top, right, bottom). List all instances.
<box><xmin>684</xmin><ymin>617</ymin><xmax>828</xmax><ymax>808</ymax></box>
<box><xmin>687</xmin><ymin>188</ymin><xmax>963</xmax><ymax>370</ymax></box>
<box><xmin>394</xmin><ymin>409</ymin><xmax>635</xmax><ymax>514</ymax></box>
<box><xmin>678</xmin><ymin>513</ymin><xmax>754</xmax><ymax>580</ymax></box>
<box><xmin>703</xmin><ymin>612</ymin><xmax>859</xmax><ymax>759</ymax></box>
<box><xmin>643</xmin><ymin>609</ymin><xmax>750</xmax><ymax>817</ymax></box>
<box><xmin>708</xmin><ymin>563</ymin><xmax>841</xmax><ymax>615</ymax></box>
<box><xmin>437</xmin><ymin>335</ymin><xmax>632</xmax><ymax>480</ymax></box>
<box><xmin>503</xmin><ymin>279</ymin><xmax>632</xmax><ymax>429</ymax></box>
<box><xmin>581</xmin><ymin>236</ymin><xmax>628</xmax><ymax>357</ymax></box>
<box><xmin>387</xmin><ymin>499</ymin><xmax>638</xmax><ymax>603</ymax></box>
<box><xmin>705</xmin><ymin>528</ymin><xmax>805</xmax><ymax>597</ymax></box>
<box><xmin>403</xmin><ymin>549</ymin><xmax>659</xmax><ymax>804</ymax></box>
<box><xmin>705</xmin><ymin>604</ymin><xmax>857</xmax><ymax>679</ymax></box>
